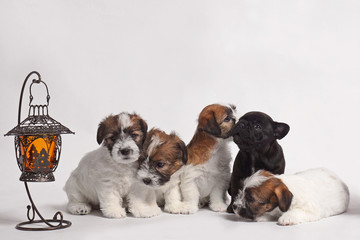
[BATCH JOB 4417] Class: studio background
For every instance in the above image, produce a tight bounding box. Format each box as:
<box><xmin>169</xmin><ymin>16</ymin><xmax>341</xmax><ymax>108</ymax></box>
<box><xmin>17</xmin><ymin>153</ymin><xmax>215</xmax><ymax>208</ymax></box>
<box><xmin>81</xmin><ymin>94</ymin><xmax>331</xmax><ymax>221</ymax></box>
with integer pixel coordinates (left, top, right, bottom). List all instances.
<box><xmin>0</xmin><ymin>1</ymin><xmax>359</xmax><ymax>239</ymax></box>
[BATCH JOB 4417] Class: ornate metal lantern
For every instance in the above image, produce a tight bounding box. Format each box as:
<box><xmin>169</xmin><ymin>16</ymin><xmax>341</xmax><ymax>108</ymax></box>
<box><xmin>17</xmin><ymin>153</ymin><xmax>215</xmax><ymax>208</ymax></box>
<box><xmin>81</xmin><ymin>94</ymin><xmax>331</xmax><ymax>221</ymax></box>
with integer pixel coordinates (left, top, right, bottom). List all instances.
<box><xmin>5</xmin><ymin>71</ymin><xmax>74</xmax><ymax>231</ymax></box>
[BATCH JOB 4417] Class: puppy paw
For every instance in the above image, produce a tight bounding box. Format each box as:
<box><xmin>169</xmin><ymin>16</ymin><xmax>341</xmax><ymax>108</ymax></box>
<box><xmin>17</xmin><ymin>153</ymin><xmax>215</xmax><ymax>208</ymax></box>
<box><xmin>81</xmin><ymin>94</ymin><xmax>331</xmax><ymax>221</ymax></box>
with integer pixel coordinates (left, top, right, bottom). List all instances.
<box><xmin>164</xmin><ymin>203</ymin><xmax>184</xmax><ymax>214</ymax></box>
<box><xmin>131</xmin><ymin>205</ymin><xmax>162</xmax><ymax>218</ymax></box>
<box><xmin>101</xmin><ymin>206</ymin><xmax>127</xmax><ymax>219</ymax></box>
<box><xmin>68</xmin><ymin>202</ymin><xmax>92</xmax><ymax>215</ymax></box>
<box><xmin>179</xmin><ymin>203</ymin><xmax>199</xmax><ymax>215</ymax></box>
<box><xmin>209</xmin><ymin>201</ymin><xmax>228</xmax><ymax>212</ymax></box>
<box><xmin>278</xmin><ymin>213</ymin><xmax>302</xmax><ymax>226</ymax></box>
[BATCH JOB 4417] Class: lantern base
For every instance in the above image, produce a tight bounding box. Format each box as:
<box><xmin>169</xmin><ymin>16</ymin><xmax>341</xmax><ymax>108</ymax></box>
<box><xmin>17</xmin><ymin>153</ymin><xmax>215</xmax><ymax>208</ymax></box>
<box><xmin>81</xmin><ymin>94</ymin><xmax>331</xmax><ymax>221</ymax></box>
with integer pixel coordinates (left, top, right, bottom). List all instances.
<box><xmin>20</xmin><ymin>172</ymin><xmax>55</xmax><ymax>182</ymax></box>
<box><xmin>15</xmin><ymin>182</ymin><xmax>72</xmax><ymax>231</ymax></box>
<box><xmin>16</xmin><ymin>219</ymin><xmax>72</xmax><ymax>231</ymax></box>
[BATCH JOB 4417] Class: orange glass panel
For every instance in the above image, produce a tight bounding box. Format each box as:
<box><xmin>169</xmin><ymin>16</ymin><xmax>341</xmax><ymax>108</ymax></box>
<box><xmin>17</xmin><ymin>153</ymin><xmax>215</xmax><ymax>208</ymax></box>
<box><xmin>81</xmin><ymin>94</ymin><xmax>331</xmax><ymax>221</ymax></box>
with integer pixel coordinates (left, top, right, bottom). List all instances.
<box><xmin>19</xmin><ymin>135</ymin><xmax>58</xmax><ymax>172</ymax></box>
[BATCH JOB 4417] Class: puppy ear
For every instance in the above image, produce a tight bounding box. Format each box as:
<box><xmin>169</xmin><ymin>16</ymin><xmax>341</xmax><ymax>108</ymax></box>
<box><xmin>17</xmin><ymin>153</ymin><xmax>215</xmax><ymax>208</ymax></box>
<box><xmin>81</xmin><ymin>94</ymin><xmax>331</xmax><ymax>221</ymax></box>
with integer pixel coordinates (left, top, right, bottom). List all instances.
<box><xmin>274</xmin><ymin>182</ymin><xmax>293</xmax><ymax>212</ymax></box>
<box><xmin>177</xmin><ymin>141</ymin><xmax>188</xmax><ymax>164</ymax></box>
<box><xmin>199</xmin><ymin>112</ymin><xmax>221</xmax><ymax>136</ymax></box>
<box><xmin>96</xmin><ymin>115</ymin><xmax>117</xmax><ymax>145</ymax></box>
<box><xmin>273</xmin><ymin>122</ymin><xmax>290</xmax><ymax>140</ymax></box>
<box><xmin>97</xmin><ymin>121</ymin><xmax>106</xmax><ymax>145</ymax></box>
<box><xmin>138</xmin><ymin>118</ymin><xmax>148</xmax><ymax>144</ymax></box>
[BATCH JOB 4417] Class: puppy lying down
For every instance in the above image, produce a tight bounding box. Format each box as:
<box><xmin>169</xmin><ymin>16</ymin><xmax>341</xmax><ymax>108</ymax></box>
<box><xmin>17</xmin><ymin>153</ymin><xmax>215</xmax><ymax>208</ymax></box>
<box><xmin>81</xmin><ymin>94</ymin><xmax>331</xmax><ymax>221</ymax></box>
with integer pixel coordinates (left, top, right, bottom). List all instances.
<box><xmin>232</xmin><ymin>168</ymin><xmax>349</xmax><ymax>225</ymax></box>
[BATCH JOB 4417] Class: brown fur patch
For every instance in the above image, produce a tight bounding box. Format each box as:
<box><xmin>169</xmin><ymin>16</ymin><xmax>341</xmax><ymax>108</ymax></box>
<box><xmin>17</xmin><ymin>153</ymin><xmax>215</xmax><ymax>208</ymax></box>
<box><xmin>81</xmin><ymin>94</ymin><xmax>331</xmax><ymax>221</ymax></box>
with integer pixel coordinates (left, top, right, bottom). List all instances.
<box><xmin>146</xmin><ymin>128</ymin><xmax>187</xmax><ymax>177</ymax></box>
<box><xmin>187</xmin><ymin>104</ymin><xmax>235</xmax><ymax>165</ymax></box>
<box><xmin>246</xmin><ymin>176</ymin><xmax>292</xmax><ymax>218</ymax></box>
<box><xmin>187</xmin><ymin>131</ymin><xmax>217</xmax><ymax>165</ymax></box>
<box><xmin>97</xmin><ymin>115</ymin><xmax>119</xmax><ymax>145</ymax></box>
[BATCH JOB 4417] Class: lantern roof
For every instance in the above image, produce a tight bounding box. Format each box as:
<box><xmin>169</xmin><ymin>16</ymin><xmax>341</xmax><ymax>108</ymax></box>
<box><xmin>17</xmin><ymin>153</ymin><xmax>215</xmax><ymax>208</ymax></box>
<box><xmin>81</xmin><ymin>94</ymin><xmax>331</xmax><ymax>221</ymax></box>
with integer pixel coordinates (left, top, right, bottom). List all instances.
<box><xmin>5</xmin><ymin>72</ymin><xmax>74</xmax><ymax>137</ymax></box>
<box><xmin>5</xmin><ymin>113</ymin><xmax>74</xmax><ymax>136</ymax></box>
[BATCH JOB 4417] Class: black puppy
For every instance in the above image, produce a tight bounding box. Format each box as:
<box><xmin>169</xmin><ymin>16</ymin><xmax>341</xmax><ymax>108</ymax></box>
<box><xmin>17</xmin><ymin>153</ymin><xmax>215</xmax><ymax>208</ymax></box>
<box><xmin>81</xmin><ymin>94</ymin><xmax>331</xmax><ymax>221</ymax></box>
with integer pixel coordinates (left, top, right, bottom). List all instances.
<box><xmin>227</xmin><ymin>111</ymin><xmax>290</xmax><ymax>213</ymax></box>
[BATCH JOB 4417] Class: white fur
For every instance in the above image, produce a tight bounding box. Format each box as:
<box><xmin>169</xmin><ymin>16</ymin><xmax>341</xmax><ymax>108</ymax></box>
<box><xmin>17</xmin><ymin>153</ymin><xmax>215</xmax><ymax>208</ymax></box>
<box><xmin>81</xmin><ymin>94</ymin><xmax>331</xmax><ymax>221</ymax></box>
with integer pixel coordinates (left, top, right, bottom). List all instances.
<box><xmin>277</xmin><ymin>168</ymin><xmax>349</xmax><ymax>225</ymax></box>
<box><xmin>179</xmin><ymin>138</ymin><xmax>232</xmax><ymax>214</ymax></box>
<box><xmin>64</xmin><ymin>147</ymin><xmax>138</xmax><ymax>218</ymax></box>
<box><xmin>147</xmin><ymin>135</ymin><xmax>163</xmax><ymax>156</ymax></box>
<box><xmin>118</xmin><ymin>112</ymin><xmax>132</xmax><ymax>128</ymax></box>
<box><xmin>127</xmin><ymin>182</ymin><xmax>162</xmax><ymax>218</ymax></box>
<box><xmin>135</xmin><ymin>166</ymin><xmax>185</xmax><ymax>214</ymax></box>
<box><xmin>243</xmin><ymin>170</ymin><xmax>269</xmax><ymax>189</ymax></box>
<box><xmin>64</xmin><ymin>132</ymin><xmax>160</xmax><ymax>218</ymax></box>
<box><xmin>111</xmin><ymin>136</ymin><xmax>140</xmax><ymax>164</ymax></box>
<box><xmin>157</xmin><ymin>167</ymin><xmax>185</xmax><ymax>213</ymax></box>
<box><xmin>236</xmin><ymin>168</ymin><xmax>350</xmax><ymax>225</ymax></box>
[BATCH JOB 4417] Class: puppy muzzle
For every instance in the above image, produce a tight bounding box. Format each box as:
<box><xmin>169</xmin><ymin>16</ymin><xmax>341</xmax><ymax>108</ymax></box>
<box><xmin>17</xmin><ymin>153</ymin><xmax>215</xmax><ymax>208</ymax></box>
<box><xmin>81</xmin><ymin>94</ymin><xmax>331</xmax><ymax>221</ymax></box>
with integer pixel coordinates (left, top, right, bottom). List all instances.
<box><xmin>233</xmin><ymin>204</ymin><xmax>256</xmax><ymax>220</ymax></box>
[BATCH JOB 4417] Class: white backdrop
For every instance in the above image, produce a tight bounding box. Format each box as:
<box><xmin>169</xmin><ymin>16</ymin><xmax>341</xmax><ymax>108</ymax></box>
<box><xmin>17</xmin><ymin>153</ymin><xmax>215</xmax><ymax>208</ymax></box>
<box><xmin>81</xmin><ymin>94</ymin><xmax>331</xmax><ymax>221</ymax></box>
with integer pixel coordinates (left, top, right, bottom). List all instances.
<box><xmin>0</xmin><ymin>1</ymin><xmax>359</xmax><ymax>239</ymax></box>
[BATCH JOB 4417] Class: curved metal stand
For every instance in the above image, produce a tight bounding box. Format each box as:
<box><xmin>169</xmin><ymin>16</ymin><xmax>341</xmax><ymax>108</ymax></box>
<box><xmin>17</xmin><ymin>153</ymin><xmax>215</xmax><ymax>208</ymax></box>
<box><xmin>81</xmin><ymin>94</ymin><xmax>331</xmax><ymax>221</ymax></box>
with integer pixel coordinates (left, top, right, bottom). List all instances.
<box><xmin>15</xmin><ymin>182</ymin><xmax>71</xmax><ymax>231</ymax></box>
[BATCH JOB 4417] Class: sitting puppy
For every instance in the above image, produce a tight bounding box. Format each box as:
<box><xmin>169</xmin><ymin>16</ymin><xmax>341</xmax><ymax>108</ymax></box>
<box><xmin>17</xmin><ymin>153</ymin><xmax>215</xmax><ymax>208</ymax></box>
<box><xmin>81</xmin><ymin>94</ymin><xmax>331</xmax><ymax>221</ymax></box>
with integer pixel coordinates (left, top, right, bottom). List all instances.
<box><xmin>133</xmin><ymin>128</ymin><xmax>188</xmax><ymax>214</ymax></box>
<box><xmin>64</xmin><ymin>112</ymin><xmax>148</xmax><ymax>218</ymax></box>
<box><xmin>179</xmin><ymin>103</ymin><xmax>237</xmax><ymax>214</ymax></box>
<box><xmin>232</xmin><ymin>168</ymin><xmax>350</xmax><ymax>225</ymax></box>
<box><xmin>227</xmin><ymin>111</ymin><xmax>289</xmax><ymax>213</ymax></box>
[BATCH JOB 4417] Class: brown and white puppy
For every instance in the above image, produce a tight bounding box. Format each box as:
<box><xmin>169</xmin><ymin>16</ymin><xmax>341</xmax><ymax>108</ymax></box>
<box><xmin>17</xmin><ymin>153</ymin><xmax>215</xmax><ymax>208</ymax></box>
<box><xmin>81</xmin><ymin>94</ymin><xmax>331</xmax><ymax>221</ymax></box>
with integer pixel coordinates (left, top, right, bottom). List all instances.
<box><xmin>232</xmin><ymin>168</ymin><xmax>350</xmax><ymax>225</ymax></box>
<box><xmin>179</xmin><ymin>103</ymin><xmax>237</xmax><ymax>214</ymax></box>
<box><xmin>134</xmin><ymin>128</ymin><xmax>187</xmax><ymax>213</ymax></box>
<box><xmin>64</xmin><ymin>112</ymin><xmax>148</xmax><ymax>218</ymax></box>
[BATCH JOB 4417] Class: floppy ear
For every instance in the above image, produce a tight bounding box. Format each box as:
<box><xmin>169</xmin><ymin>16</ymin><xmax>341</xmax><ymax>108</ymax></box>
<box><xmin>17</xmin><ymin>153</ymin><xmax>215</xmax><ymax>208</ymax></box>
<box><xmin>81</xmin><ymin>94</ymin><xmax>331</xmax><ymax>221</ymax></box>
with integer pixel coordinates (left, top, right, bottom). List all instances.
<box><xmin>273</xmin><ymin>122</ymin><xmax>290</xmax><ymax>140</ymax></box>
<box><xmin>274</xmin><ymin>182</ymin><xmax>293</xmax><ymax>212</ymax></box>
<box><xmin>138</xmin><ymin>118</ymin><xmax>148</xmax><ymax>145</ymax></box>
<box><xmin>96</xmin><ymin>122</ymin><xmax>106</xmax><ymax>145</ymax></box>
<box><xmin>96</xmin><ymin>115</ymin><xmax>118</xmax><ymax>145</ymax></box>
<box><xmin>199</xmin><ymin>112</ymin><xmax>221</xmax><ymax>136</ymax></box>
<box><xmin>177</xmin><ymin>141</ymin><xmax>188</xmax><ymax>164</ymax></box>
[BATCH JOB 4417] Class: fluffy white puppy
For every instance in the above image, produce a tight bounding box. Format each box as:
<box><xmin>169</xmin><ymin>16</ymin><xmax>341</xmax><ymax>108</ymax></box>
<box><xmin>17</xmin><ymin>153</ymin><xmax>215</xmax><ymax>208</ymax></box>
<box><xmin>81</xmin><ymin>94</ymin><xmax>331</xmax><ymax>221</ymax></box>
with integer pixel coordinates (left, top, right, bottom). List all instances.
<box><xmin>232</xmin><ymin>168</ymin><xmax>350</xmax><ymax>225</ymax></box>
<box><xmin>64</xmin><ymin>112</ymin><xmax>152</xmax><ymax>218</ymax></box>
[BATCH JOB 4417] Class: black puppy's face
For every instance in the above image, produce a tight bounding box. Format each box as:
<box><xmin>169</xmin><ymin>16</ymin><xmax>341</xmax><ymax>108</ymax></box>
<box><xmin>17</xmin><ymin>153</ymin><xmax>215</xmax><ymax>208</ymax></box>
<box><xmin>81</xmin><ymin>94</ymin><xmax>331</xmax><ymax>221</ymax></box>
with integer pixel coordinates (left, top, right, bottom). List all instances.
<box><xmin>231</xmin><ymin>112</ymin><xmax>289</xmax><ymax>150</ymax></box>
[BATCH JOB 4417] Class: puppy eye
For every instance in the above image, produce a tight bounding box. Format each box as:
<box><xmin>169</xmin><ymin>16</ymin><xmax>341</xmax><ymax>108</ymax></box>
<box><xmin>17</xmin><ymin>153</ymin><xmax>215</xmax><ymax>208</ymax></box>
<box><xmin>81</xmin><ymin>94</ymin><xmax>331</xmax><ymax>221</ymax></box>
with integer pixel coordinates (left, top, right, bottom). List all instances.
<box><xmin>109</xmin><ymin>136</ymin><xmax>117</xmax><ymax>142</ymax></box>
<box><xmin>246</xmin><ymin>194</ymin><xmax>255</xmax><ymax>203</ymax></box>
<box><xmin>240</xmin><ymin>123</ymin><xmax>246</xmax><ymax>129</ymax></box>
<box><xmin>156</xmin><ymin>162</ymin><xmax>165</xmax><ymax>168</ymax></box>
<box><xmin>131</xmin><ymin>133</ymin><xmax>139</xmax><ymax>138</ymax></box>
<box><xmin>224</xmin><ymin>116</ymin><xmax>231</xmax><ymax>122</ymax></box>
<box><xmin>254</xmin><ymin>124</ymin><xmax>262</xmax><ymax>130</ymax></box>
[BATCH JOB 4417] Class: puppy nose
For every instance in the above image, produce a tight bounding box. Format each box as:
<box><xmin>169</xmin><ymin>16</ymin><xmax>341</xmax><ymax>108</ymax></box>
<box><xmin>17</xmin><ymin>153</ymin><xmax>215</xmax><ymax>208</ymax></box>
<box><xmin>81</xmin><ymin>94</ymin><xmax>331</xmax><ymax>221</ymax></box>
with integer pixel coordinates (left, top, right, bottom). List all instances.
<box><xmin>120</xmin><ymin>148</ymin><xmax>131</xmax><ymax>156</ymax></box>
<box><xmin>143</xmin><ymin>178</ymin><xmax>152</xmax><ymax>185</ymax></box>
<box><xmin>232</xmin><ymin>204</ymin><xmax>238</xmax><ymax>211</ymax></box>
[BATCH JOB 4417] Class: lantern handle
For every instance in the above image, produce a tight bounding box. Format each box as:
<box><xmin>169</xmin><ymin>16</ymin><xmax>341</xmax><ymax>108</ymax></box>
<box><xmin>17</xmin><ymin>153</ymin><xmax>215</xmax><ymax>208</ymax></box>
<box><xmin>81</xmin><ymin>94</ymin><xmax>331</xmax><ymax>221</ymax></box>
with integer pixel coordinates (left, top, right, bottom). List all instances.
<box><xmin>29</xmin><ymin>76</ymin><xmax>50</xmax><ymax>107</ymax></box>
<box><xmin>18</xmin><ymin>71</ymin><xmax>41</xmax><ymax>124</ymax></box>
